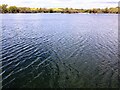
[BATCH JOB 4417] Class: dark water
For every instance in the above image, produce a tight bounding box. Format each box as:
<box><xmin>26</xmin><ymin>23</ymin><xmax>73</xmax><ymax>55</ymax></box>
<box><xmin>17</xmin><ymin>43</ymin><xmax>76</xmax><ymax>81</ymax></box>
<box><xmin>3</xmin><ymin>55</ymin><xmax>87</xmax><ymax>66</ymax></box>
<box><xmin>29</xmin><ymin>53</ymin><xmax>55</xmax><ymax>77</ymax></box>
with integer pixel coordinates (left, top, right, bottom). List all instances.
<box><xmin>1</xmin><ymin>13</ymin><xmax>118</xmax><ymax>88</ymax></box>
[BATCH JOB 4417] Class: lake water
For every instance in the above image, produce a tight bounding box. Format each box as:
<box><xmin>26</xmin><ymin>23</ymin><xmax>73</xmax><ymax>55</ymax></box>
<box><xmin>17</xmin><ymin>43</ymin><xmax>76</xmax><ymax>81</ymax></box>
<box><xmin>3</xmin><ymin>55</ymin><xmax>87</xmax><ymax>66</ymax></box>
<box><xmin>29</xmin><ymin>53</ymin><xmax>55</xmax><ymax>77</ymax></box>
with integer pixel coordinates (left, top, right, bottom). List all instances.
<box><xmin>1</xmin><ymin>13</ymin><xmax>119</xmax><ymax>88</ymax></box>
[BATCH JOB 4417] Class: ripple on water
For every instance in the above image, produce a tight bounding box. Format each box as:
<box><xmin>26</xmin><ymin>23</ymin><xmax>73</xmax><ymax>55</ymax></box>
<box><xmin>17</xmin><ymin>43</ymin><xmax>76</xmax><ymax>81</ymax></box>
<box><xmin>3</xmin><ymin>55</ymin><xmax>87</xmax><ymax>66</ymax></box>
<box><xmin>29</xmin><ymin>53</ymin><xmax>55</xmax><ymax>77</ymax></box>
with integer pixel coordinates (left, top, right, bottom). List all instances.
<box><xmin>1</xmin><ymin>14</ymin><xmax>118</xmax><ymax>88</ymax></box>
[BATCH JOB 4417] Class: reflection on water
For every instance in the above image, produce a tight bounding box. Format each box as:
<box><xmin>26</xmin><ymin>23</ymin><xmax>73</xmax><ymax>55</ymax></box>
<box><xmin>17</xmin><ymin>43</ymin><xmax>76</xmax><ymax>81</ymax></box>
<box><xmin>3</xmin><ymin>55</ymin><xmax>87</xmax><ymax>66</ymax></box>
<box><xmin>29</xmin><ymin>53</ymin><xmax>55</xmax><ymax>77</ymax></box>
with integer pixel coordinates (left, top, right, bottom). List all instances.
<box><xmin>1</xmin><ymin>13</ymin><xmax>119</xmax><ymax>88</ymax></box>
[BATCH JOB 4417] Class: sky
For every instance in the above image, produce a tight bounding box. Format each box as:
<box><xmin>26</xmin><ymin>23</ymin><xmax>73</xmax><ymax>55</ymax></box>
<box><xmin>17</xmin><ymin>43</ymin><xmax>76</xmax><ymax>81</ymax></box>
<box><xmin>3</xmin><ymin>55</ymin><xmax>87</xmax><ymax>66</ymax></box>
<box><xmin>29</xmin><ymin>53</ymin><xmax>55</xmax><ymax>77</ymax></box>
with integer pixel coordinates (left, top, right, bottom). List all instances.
<box><xmin>0</xmin><ymin>0</ymin><xmax>119</xmax><ymax>9</ymax></box>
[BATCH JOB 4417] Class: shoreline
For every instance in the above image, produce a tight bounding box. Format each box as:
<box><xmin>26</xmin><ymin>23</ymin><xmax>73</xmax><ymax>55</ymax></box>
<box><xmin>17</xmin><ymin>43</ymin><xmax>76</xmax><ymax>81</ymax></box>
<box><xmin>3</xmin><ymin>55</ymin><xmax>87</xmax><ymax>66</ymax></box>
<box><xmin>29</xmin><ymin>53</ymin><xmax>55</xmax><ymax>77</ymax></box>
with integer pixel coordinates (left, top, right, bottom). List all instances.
<box><xmin>0</xmin><ymin>13</ymin><xmax>118</xmax><ymax>14</ymax></box>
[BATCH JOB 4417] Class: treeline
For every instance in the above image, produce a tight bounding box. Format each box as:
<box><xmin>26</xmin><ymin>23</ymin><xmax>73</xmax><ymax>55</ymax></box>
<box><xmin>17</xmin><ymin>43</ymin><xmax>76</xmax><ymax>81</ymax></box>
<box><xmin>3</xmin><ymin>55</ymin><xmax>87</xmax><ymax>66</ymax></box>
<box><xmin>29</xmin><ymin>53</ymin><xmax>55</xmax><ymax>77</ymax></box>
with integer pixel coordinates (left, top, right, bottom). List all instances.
<box><xmin>0</xmin><ymin>4</ymin><xmax>119</xmax><ymax>14</ymax></box>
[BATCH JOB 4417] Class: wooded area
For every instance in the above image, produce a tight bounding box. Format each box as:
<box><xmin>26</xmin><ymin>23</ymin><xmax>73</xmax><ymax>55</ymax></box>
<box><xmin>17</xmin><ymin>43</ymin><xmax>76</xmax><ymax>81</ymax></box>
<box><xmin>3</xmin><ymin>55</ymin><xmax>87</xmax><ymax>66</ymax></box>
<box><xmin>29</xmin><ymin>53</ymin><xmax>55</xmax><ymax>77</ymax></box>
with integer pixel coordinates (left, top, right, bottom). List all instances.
<box><xmin>0</xmin><ymin>4</ymin><xmax>119</xmax><ymax>14</ymax></box>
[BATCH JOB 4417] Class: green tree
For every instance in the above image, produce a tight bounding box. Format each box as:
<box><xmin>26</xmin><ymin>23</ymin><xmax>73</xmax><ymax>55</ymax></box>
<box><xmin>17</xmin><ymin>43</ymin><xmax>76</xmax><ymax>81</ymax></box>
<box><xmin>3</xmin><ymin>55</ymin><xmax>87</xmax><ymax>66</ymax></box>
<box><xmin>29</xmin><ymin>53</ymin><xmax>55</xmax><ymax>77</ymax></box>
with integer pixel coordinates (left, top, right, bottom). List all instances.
<box><xmin>93</xmin><ymin>8</ymin><xmax>98</xmax><ymax>13</ymax></box>
<box><xmin>18</xmin><ymin>7</ymin><xmax>31</xmax><ymax>13</ymax></box>
<box><xmin>96</xmin><ymin>8</ymin><xmax>102</xmax><ymax>13</ymax></box>
<box><xmin>103</xmin><ymin>8</ymin><xmax>109</xmax><ymax>13</ymax></box>
<box><xmin>0</xmin><ymin>5</ymin><xmax>2</xmax><ymax>13</ymax></box>
<box><xmin>49</xmin><ymin>9</ymin><xmax>53</xmax><ymax>13</ymax></box>
<box><xmin>8</xmin><ymin>6</ymin><xmax>19</xmax><ymax>13</ymax></box>
<box><xmin>1</xmin><ymin>4</ymin><xmax>8</xmax><ymax>13</ymax></box>
<box><xmin>38</xmin><ymin>8</ymin><xmax>42</xmax><ymax>13</ymax></box>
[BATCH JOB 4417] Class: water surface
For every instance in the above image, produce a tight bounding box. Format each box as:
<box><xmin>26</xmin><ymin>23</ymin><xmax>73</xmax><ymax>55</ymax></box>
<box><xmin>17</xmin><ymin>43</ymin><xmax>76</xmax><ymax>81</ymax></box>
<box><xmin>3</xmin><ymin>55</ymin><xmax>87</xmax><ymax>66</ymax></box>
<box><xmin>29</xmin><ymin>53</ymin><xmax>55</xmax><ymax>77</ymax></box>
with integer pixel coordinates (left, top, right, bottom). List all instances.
<box><xmin>1</xmin><ymin>13</ymin><xmax>118</xmax><ymax>88</ymax></box>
